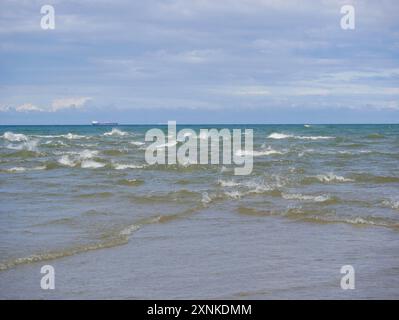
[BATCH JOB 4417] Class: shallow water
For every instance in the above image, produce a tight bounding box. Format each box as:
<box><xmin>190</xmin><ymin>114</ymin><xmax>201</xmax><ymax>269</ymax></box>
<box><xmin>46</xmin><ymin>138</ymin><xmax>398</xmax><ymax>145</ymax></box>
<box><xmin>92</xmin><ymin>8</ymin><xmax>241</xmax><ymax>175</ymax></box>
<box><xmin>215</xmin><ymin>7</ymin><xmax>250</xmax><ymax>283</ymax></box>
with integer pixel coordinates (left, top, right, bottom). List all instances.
<box><xmin>0</xmin><ymin>124</ymin><xmax>398</xmax><ymax>299</ymax></box>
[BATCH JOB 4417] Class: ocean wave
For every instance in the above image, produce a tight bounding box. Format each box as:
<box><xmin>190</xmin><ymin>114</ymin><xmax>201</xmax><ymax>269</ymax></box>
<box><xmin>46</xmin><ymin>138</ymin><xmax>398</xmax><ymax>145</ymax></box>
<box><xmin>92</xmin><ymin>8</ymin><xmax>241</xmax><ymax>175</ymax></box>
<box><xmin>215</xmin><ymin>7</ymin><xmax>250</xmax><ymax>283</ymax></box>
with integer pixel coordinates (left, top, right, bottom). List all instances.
<box><xmin>0</xmin><ymin>236</ymin><xmax>130</xmax><ymax>272</ymax></box>
<box><xmin>314</xmin><ymin>173</ymin><xmax>354</xmax><ymax>183</ymax></box>
<box><xmin>281</xmin><ymin>193</ymin><xmax>332</xmax><ymax>203</ymax></box>
<box><xmin>6</xmin><ymin>137</ymin><xmax>39</xmax><ymax>152</ymax></box>
<box><xmin>218</xmin><ymin>179</ymin><xmax>242</xmax><ymax>187</ymax></box>
<box><xmin>1</xmin><ymin>132</ymin><xmax>29</xmax><ymax>142</ymax></box>
<box><xmin>218</xmin><ymin>178</ymin><xmax>282</xmax><ymax>196</ymax></box>
<box><xmin>102</xmin><ymin>149</ymin><xmax>127</xmax><ymax>156</ymax></box>
<box><xmin>79</xmin><ymin>149</ymin><xmax>99</xmax><ymax>159</ymax></box>
<box><xmin>57</xmin><ymin>150</ymin><xmax>100</xmax><ymax>167</ymax></box>
<box><xmin>267</xmin><ymin>133</ymin><xmax>293</xmax><ymax>139</ymax></box>
<box><xmin>156</xmin><ymin>141</ymin><xmax>178</xmax><ymax>149</ymax></box>
<box><xmin>62</xmin><ymin>133</ymin><xmax>85</xmax><ymax>140</ymax></box>
<box><xmin>201</xmin><ymin>192</ymin><xmax>213</xmax><ymax>205</ymax></box>
<box><xmin>349</xmin><ymin>173</ymin><xmax>399</xmax><ymax>184</ymax></box>
<box><xmin>76</xmin><ymin>192</ymin><xmax>113</xmax><ymax>199</ymax></box>
<box><xmin>1</xmin><ymin>165</ymin><xmax>46</xmax><ymax>173</ymax></box>
<box><xmin>1</xmin><ymin>149</ymin><xmax>42</xmax><ymax>159</ymax></box>
<box><xmin>366</xmin><ymin>133</ymin><xmax>385</xmax><ymax>139</ymax></box>
<box><xmin>0</xmin><ymin>208</ymin><xmax>200</xmax><ymax>272</ymax></box>
<box><xmin>103</xmin><ymin>128</ymin><xmax>128</xmax><ymax>136</ymax></box>
<box><xmin>117</xmin><ymin>179</ymin><xmax>145</xmax><ymax>186</ymax></box>
<box><xmin>235</xmin><ymin>146</ymin><xmax>284</xmax><ymax>157</ymax></box>
<box><xmin>113</xmin><ymin>163</ymin><xmax>145</xmax><ymax>170</ymax></box>
<box><xmin>130</xmin><ymin>141</ymin><xmax>145</xmax><ymax>146</ymax></box>
<box><xmin>41</xmin><ymin>140</ymin><xmax>68</xmax><ymax>148</ymax></box>
<box><xmin>237</xmin><ymin>206</ymin><xmax>399</xmax><ymax>230</ymax></box>
<box><xmin>267</xmin><ymin>132</ymin><xmax>334</xmax><ymax>140</ymax></box>
<box><xmin>81</xmin><ymin>160</ymin><xmax>105</xmax><ymax>169</ymax></box>
<box><xmin>58</xmin><ymin>155</ymin><xmax>76</xmax><ymax>167</ymax></box>
<box><xmin>382</xmin><ymin>199</ymin><xmax>399</xmax><ymax>210</ymax></box>
<box><xmin>316</xmin><ymin>173</ymin><xmax>353</xmax><ymax>183</ymax></box>
<box><xmin>224</xmin><ymin>190</ymin><xmax>243</xmax><ymax>199</ymax></box>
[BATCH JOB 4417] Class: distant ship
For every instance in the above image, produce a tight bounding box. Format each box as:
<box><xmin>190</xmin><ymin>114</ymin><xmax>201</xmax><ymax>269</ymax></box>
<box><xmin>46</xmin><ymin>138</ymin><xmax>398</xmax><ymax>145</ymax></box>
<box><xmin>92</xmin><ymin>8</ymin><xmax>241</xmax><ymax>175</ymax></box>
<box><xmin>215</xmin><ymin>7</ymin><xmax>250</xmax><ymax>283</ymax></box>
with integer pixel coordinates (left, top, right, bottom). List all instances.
<box><xmin>92</xmin><ymin>121</ymin><xmax>118</xmax><ymax>126</ymax></box>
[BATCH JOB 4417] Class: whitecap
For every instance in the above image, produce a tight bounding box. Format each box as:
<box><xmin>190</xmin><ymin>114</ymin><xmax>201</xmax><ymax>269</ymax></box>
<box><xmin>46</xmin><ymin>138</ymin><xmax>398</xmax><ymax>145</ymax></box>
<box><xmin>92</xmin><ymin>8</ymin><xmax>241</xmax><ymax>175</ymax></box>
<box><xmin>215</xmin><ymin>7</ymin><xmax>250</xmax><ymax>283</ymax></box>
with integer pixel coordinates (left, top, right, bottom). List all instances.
<box><xmin>62</xmin><ymin>133</ymin><xmax>85</xmax><ymax>140</ymax></box>
<box><xmin>130</xmin><ymin>141</ymin><xmax>145</xmax><ymax>146</ymax></box>
<box><xmin>103</xmin><ymin>128</ymin><xmax>128</xmax><ymax>136</ymax></box>
<box><xmin>81</xmin><ymin>160</ymin><xmax>105</xmax><ymax>169</ymax></box>
<box><xmin>316</xmin><ymin>173</ymin><xmax>354</xmax><ymax>183</ymax></box>
<box><xmin>235</xmin><ymin>146</ymin><xmax>283</xmax><ymax>157</ymax></box>
<box><xmin>282</xmin><ymin>193</ymin><xmax>330</xmax><ymax>202</ymax></box>
<box><xmin>6</xmin><ymin>139</ymin><xmax>39</xmax><ymax>151</ymax></box>
<box><xmin>382</xmin><ymin>199</ymin><xmax>399</xmax><ymax>210</ymax></box>
<box><xmin>119</xmin><ymin>224</ymin><xmax>141</xmax><ymax>236</ymax></box>
<box><xmin>155</xmin><ymin>141</ymin><xmax>178</xmax><ymax>149</ymax></box>
<box><xmin>3</xmin><ymin>166</ymin><xmax>46</xmax><ymax>173</ymax></box>
<box><xmin>58</xmin><ymin>155</ymin><xmax>76</xmax><ymax>167</ymax></box>
<box><xmin>268</xmin><ymin>132</ymin><xmax>334</xmax><ymax>140</ymax></box>
<box><xmin>1</xmin><ymin>132</ymin><xmax>29</xmax><ymax>142</ymax></box>
<box><xmin>267</xmin><ymin>133</ymin><xmax>293</xmax><ymax>139</ymax></box>
<box><xmin>113</xmin><ymin>163</ymin><xmax>144</xmax><ymax>170</ymax></box>
<box><xmin>78</xmin><ymin>149</ymin><xmax>99</xmax><ymax>159</ymax></box>
<box><xmin>224</xmin><ymin>190</ymin><xmax>242</xmax><ymax>199</ymax></box>
<box><xmin>218</xmin><ymin>179</ymin><xmax>241</xmax><ymax>187</ymax></box>
<box><xmin>5</xmin><ymin>167</ymin><xmax>27</xmax><ymax>173</ymax></box>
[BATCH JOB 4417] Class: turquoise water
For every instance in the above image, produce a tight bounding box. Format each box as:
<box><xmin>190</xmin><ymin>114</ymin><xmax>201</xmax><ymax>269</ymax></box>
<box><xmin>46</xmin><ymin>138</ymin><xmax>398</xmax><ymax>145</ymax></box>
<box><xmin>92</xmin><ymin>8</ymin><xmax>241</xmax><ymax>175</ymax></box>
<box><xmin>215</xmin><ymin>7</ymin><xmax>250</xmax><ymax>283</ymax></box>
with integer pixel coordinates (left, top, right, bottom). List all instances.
<box><xmin>0</xmin><ymin>124</ymin><xmax>399</xmax><ymax>299</ymax></box>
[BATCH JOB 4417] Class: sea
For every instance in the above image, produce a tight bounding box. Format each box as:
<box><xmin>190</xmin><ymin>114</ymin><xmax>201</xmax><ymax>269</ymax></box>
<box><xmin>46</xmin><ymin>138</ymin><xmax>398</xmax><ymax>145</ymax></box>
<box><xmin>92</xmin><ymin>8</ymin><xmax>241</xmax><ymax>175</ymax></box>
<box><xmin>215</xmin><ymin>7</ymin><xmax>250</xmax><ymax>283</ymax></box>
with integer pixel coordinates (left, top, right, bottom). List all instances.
<box><xmin>0</xmin><ymin>124</ymin><xmax>398</xmax><ymax>299</ymax></box>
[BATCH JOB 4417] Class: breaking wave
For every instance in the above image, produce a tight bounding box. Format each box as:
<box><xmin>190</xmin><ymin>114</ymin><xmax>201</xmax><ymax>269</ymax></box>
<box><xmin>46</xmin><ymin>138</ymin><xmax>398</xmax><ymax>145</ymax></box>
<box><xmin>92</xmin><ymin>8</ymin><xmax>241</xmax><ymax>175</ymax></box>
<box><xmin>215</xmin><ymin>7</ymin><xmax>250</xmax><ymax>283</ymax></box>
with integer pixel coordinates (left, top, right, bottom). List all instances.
<box><xmin>267</xmin><ymin>132</ymin><xmax>334</xmax><ymax>140</ymax></box>
<box><xmin>237</xmin><ymin>207</ymin><xmax>399</xmax><ymax>230</ymax></box>
<box><xmin>2</xmin><ymin>132</ymin><xmax>29</xmax><ymax>142</ymax></box>
<box><xmin>103</xmin><ymin>128</ymin><xmax>128</xmax><ymax>136</ymax></box>
<box><xmin>81</xmin><ymin>160</ymin><xmax>105</xmax><ymax>169</ymax></box>
<box><xmin>281</xmin><ymin>193</ymin><xmax>332</xmax><ymax>203</ymax></box>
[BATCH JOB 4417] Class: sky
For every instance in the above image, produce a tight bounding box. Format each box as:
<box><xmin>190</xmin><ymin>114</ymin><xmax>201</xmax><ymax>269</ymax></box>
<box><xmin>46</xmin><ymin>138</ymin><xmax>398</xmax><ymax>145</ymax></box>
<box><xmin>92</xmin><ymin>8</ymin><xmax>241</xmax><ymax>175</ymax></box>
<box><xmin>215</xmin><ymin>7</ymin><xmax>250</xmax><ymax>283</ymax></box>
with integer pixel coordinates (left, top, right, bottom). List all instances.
<box><xmin>0</xmin><ymin>0</ymin><xmax>398</xmax><ymax>124</ymax></box>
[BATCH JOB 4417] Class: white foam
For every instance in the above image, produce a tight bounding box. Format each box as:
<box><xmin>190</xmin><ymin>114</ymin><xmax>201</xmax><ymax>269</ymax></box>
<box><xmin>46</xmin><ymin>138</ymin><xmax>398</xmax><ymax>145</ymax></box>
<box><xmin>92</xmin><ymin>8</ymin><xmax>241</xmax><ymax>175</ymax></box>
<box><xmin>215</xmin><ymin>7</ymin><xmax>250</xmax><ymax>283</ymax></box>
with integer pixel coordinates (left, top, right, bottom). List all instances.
<box><xmin>62</xmin><ymin>133</ymin><xmax>85</xmax><ymax>140</ymax></box>
<box><xmin>268</xmin><ymin>132</ymin><xmax>334</xmax><ymax>140</ymax></box>
<box><xmin>282</xmin><ymin>193</ymin><xmax>330</xmax><ymax>202</ymax></box>
<box><xmin>218</xmin><ymin>179</ymin><xmax>241</xmax><ymax>187</ymax></box>
<box><xmin>298</xmin><ymin>135</ymin><xmax>334</xmax><ymax>140</ymax></box>
<box><xmin>58</xmin><ymin>155</ymin><xmax>76</xmax><ymax>167</ymax></box>
<box><xmin>218</xmin><ymin>179</ymin><xmax>274</xmax><ymax>194</ymax></box>
<box><xmin>344</xmin><ymin>217</ymin><xmax>377</xmax><ymax>226</ymax></box>
<box><xmin>201</xmin><ymin>192</ymin><xmax>212</xmax><ymax>204</ymax></box>
<box><xmin>5</xmin><ymin>167</ymin><xmax>27</xmax><ymax>173</ymax></box>
<box><xmin>268</xmin><ymin>133</ymin><xmax>293</xmax><ymax>139</ymax></box>
<box><xmin>130</xmin><ymin>141</ymin><xmax>145</xmax><ymax>146</ymax></box>
<box><xmin>224</xmin><ymin>190</ymin><xmax>242</xmax><ymax>199</ymax></box>
<box><xmin>156</xmin><ymin>141</ymin><xmax>178</xmax><ymax>149</ymax></box>
<box><xmin>119</xmin><ymin>224</ymin><xmax>141</xmax><ymax>236</ymax></box>
<box><xmin>113</xmin><ymin>163</ymin><xmax>144</xmax><ymax>170</ymax></box>
<box><xmin>103</xmin><ymin>128</ymin><xmax>128</xmax><ymax>136</ymax></box>
<box><xmin>4</xmin><ymin>166</ymin><xmax>46</xmax><ymax>173</ymax></box>
<box><xmin>1</xmin><ymin>132</ymin><xmax>29</xmax><ymax>142</ymax></box>
<box><xmin>81</xmin><ymin>160</ymin><xmax>105</xmax><ymax>169</ymax></box>
<box><xmin>6</xmin><ymin>139</ymin><xmax>39</xmax><ymax>151</ymax></box>
<box><xmin>78</xmin><ymin>149</ymin><xmax>99</xmax><ymax>159</ymax></box>
<box><xmin>382</xmin><ymin>199</ymin><xmax>399</xmax><ymax>210</ymax></box>
<box><xmin>235</xmin><ymin>146</ymin><xmax>283</xmax><ymax>157</ymax></box>
<box><xmin>316</xmin><ymin>173</ymin><xmax>354</xmax><ymax>183</ymax></box>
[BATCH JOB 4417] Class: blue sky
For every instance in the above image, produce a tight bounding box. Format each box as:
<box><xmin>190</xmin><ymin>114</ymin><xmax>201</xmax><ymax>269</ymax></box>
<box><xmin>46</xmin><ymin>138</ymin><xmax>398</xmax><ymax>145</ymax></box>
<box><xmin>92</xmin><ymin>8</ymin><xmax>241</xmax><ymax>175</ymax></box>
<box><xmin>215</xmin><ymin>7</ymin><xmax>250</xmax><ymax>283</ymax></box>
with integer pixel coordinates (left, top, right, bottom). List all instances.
<box><xmin>0</xmin><ymin>0</ymin><xmax>398</xmax><ymax>124</ymax></box>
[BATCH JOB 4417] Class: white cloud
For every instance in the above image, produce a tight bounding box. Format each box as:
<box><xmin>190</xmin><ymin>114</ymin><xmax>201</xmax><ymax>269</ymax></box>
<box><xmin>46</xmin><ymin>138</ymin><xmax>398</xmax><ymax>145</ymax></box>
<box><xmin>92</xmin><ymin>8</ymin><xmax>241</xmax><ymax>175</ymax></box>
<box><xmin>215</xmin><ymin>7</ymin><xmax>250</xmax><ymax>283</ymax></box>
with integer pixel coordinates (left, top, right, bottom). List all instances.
<box><xmin>51</xmin><ymin>97</ymin><xmax>92</xmax><ymax>111</ymax></box>
<box><xmin>0</xmin><ymin>104</ymin><xmax>12</xmax><ymax>112</ymax></box>
<box><xmin>15</xmin><ymin>103</ymin><xmax>44</xmax><ymax>112</ymax></box>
